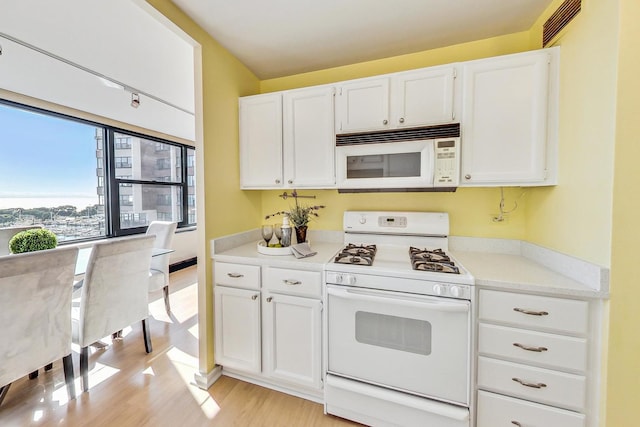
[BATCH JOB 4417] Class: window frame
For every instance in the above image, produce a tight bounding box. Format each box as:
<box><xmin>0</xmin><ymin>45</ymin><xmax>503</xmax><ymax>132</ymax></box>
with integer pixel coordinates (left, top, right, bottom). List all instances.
<box><xmin>0</xmin><ymin>98</ymin><xmax>196</xmax><ymax>243</ymax></box>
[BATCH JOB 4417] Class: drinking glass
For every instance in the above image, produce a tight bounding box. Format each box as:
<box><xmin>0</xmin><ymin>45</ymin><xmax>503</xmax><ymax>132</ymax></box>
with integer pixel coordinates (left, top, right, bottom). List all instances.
<box><xmin>273</xmin><ymin>224</ymin><xmax>283</xmax><ymax>245</ymax></box>
<box><xmin>261</xmin><ymin>224</ymin><xmax>273</xmax><ymax>246</ymax></box>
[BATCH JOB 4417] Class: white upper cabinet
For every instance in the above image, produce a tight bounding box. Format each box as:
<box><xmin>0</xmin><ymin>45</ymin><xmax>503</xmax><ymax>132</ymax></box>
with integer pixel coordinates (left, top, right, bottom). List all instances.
<box><xmin>460</xmin><ymin>48</ymin><xmax>559</xmax><ymax>186</ymax></box>
<box><xmin>391</xmin><ymin>66</ymin><xmax>457</xmax><ymax>128</ymax></box>
<box><xmin>239</xmin><ymin>93</ymin><xmax>284</xmax><ymax>188</ymax></box>
<box><xmin>335</xmin><ymin>78</ymin><xmax>390</xmax><ymax>133</ymax></box>
<box><xmin>335</xmin><ymin>66</ymin><xmax>458</xmax><ymax>134</ymax></box>
<box><xmin>240</xmin><ymin>86</ymin><xmax>336</xmax><ymax>189</ymax></box>
<box><xmin>283</xmin><ymin>86</ymin><xmax>336</xmax><ymax>188</ymax></box>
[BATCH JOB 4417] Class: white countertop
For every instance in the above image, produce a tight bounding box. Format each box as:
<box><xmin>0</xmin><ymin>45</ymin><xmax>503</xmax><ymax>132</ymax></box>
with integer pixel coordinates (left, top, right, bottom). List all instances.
<box><xmin>211</xmin><ymin>230</ymin><xmax>608</xmax><ymax>299</ymax></box>
<box><xmin>451</xmin><ymin>250</ymin><xmax>607</xmax><ymax>299</ymax></box>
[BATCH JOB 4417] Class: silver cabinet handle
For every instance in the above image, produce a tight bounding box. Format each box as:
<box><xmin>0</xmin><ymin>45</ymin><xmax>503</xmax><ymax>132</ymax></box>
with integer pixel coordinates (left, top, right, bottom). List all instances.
<box><xmin>288</xmin><ymin>179</ymin><xmax>293</xmax><ymax>184</ymax></box>
<box><xmin>283</xmin><ymin>279</ymin><xmax>302</xmax><ymax>286</ymax></box>
<box><xmin>382</xmin><ymin>119</ymin><xmax>388</xmax><ymax>125</ymax></box>
<box><xmin>266</xmin><ymin>296</ymin><xmax>273</xmax><ymax>302</ymax></box>
<box><xmin>275</xmin><ymin>179</ymin><xmax>281</xmax><ymax>184</ymax></box>
<box><xmin>512</xmin><ymin>377</ymin><xmax>547</xmax><ymax>389</ymax></box>
<box><xmin>227</xmin><ymin>273</ymin><xmax>244</xmax><ymax>278</ymax></box>
<box><xmin>514</xmin><ymin>307</ymin><xmax>549</xmax><ymax>316</ymax></box>
<box><xmin>464</xmin><ymin>174</ymin><xmax>471</xmax><ymax>180</ymax></box>
<box><xmin>513</xmin><ymin>343</ymin><xmax>548</xmax><ymax>352</ymax></box>
<box><xmin>511</xmin><ymin>422</ymin><xmax>522</xmax><ymax>427</ymax></box>
<box><xmin>399</xmin><ymin>117</ymin><xmax>405</xmax><ymax>123</ymax></box>
<box><xmin>251</xmin><ymin>294</ymin><xmax>259</xmax><ymax>300</ymax></box>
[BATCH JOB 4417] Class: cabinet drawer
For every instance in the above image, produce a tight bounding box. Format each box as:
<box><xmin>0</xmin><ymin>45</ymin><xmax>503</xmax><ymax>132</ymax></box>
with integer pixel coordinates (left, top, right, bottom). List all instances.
<box><xmin>477</xmin><ymin>390</ymin><xmax>586</xmax><ymax>427</ymax></box>
<box><xmin>478</xmin><ymin>323</ymin><xmax>588</xmax><ymax>373</ymax></box>
<box><xmin>479</xmin><ymin>290</ymin><xmax>589</xmax><ymax>335</ymax></box>
<box><xmin>214</xmin><ymin>262</ymin><xmax>260</xmax><ymax>289</ymax></box>
<box><xmin>478</xmin><ymin>356</ymin><xmax>586</xmax><ymax>411</ymax></box>
<box><xmin>265</xmin><ymin>267</ymin><xmax>322</xmax><ymax>297</ymax></box>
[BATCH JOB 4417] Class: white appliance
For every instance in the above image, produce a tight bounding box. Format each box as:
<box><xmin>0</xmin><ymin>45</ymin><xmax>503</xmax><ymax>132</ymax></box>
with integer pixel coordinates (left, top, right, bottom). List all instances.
<box><xmin>335</xmin><ymin>125</ymin><xmax>460</xmax><ymax>192</ymax></box>
<box><xmin>325</xmin><ymin>211</ymin><xmax>474</xmax><ymax>427</ymax></box>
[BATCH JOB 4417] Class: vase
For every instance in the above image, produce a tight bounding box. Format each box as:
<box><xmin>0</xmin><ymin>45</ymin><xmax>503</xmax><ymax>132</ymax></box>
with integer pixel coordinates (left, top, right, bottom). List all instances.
<box><xmin>294</xmin><ymin>226</ymin><xmax>308</xmax><ymax>244</ymax></box>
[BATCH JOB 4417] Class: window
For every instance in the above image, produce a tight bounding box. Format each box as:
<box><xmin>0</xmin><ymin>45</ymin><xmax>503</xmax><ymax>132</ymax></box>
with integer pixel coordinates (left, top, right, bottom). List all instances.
<box><xmin>0</xmin><ymin>99</ymin><xmax>196</xmax><ymax>243</ymax></box>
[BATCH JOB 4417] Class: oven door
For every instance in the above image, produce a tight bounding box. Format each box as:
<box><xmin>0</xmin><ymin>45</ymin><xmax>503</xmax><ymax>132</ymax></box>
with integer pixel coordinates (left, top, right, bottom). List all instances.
<box><xmin>335</xmin><ymin>139</ymin><xmax>435</xmax><ymax>189</ymax></box>
<box><xmin>327</xmin><ymin>285</ymin><xmax>470</xmax><ymax>405</ymax></box>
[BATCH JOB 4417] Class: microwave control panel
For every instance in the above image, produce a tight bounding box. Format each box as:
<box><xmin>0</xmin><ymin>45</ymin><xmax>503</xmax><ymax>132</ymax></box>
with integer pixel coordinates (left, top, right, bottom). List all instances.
<box><xmin>434</xmin><ymin>138</ymin><xmax>460</xmax><ymax>187</ymax></box>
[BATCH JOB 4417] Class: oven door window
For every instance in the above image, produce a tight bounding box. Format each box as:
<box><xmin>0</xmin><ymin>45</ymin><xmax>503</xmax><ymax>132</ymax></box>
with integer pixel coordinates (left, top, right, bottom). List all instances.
<box><xmin>355</xmin><ymin>311</ymin><xmax>432</xmax><ymax>355</ymax></box>
<box><xmin>346</xmin><ymin>152</ymin><xmax>421</xmax><ymax>179</ymax></box>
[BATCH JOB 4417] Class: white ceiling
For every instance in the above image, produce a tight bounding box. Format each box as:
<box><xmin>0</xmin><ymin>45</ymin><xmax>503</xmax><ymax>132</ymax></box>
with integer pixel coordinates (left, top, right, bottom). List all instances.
<box><xmin>170</xmin><ymin>0</ymin><xmax>554</xmax><ymax>79</ymax></box>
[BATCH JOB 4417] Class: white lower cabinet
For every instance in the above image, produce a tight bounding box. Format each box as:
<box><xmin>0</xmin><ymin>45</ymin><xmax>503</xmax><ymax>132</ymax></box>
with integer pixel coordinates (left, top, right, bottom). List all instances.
<box><xmin>477</xmin><ymin>391</ymin><xmax>586</xmax><ymax>427</ymax></box>
<box><xmin>262</xmin><ymin>291</ymin><xmax>322</xmax><ymax>389</ymax></box>
<box><xmin>477</xmin><ymin>289</ymin><xmax>591</xmax><ymax>426</ymax></box>
<box><xmin>214</xmin><ymin>261</ymin><xmax>323</xmax><ymax>397</ymax></box>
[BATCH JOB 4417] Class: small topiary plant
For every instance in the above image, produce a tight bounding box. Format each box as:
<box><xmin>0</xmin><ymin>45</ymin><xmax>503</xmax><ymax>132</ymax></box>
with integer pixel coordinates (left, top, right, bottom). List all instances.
<box><xmin>9</xmin><ymin>228</ymin><xmax>58</xmax><ymax>254</ymax></box>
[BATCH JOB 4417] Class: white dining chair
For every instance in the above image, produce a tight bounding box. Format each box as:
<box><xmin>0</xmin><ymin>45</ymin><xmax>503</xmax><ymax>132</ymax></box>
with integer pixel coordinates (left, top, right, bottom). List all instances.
<box><xmin>0</xmin><ymin>246</ymin><xmax>78</xmax><ymax>406</ymax></box>
<box><xmin>72</xmin><ymin>234</ymin><xmax>155</xmax><ymax>392</ymax></box>
<box><xmin>146</xmin><ymin>221</ymin><xmax>177</xmax><ymax>313</ymax></box>
<box><xmin>0</xmin><ymin>225</ymin><xmax>43</xmax><ymax>256</ymax></box>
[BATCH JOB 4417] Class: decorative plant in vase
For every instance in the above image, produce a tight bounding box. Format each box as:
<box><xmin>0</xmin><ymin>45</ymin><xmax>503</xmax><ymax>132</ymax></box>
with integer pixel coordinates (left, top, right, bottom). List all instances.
<box><xmin>9</xmin><ymin>228</ymin><xmax>58</xmax><ymax>254</ymax></box>
<box><xmin>265</xmin><ymin>192</ymin><xmax>325</xmax><ymax>244</ymax></box>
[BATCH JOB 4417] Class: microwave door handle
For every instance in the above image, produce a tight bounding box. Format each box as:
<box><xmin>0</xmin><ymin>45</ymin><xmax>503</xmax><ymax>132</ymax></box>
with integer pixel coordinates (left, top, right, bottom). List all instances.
<box><xmin>327</xmin><ymin>287</ymin><xmax>469</xmax><ymax>313</ymax></box>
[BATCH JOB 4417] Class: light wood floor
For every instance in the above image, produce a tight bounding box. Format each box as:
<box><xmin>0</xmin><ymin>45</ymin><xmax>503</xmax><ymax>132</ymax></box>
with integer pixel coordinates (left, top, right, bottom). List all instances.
<box><xmin>0</xmin><ymin>266</ymin><xmax>357</xmax><ymax>426</ymax></box>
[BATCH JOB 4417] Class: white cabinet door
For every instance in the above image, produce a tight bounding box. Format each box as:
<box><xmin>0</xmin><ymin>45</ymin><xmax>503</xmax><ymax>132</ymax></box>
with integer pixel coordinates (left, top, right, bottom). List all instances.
<box><xmin>336</xmin><ymin>78</ymin><xmax>390</xmax><ymax>133</ymax></box>
<box><xmin>460</xmin><ymin>49</ymin><xmax>553</xmax><ymax>186</ymax></box>
<box><xmin>239</xmin><ymin>93</ymin><xmax>283</xmax><ymax>188</ymax></box>
<box><xmin>392</xmin><ymin>66</ymin><xmax>457</xmax><ymax>128</ymax></box>
<box><xmin>283</xmin><ymin>86</ymin><xmax>336</xmax><ymax>187</ymax></box>
<box><xmin>262</xmin><ymin>291</ymin><xmax>322</xmax><ymax>390</ymax></box>
<box><xmin>214</xmin><ymin>285</ymin><xmax>261</xmax><ymax>373</ymax></box>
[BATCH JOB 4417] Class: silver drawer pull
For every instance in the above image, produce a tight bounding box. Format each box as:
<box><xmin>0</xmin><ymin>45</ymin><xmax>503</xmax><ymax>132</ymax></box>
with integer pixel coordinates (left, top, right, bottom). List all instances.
<box><xmin>512</xmin><ymin>377</ymin><xmax>547</xmax><ymax>389</ymax></box>
<box><xmin>227</xmin><ymin>273</ymin><xmax>244</xmax><ymax>278</ymax></box>
<box><xmin>283</xmin><ymin>279</ymin><xmax>302</xmax><ymax>286</ymax></box>
<box><xmin>251</xmin><ymin>294</ymin><xmax>258</xmax><ymax>300</ymax></box>
<box><xmin>513</xmin><ymin>307</ymin><xmax>549</xmax><ymax>316</ymax></box>
<box><xmin>511</xmin><ymin>422</ymin><xmax>522</xmax><ymax>427</ymax></box>
<box><xmin>513</xmin><ymin>343</ymin><xmax>548</xmax><ymax>352</ymax></box>
<box><xmin>266</xmin><ymin>296</ymin><xmax>273</xmax><ymax>303</ymax></box>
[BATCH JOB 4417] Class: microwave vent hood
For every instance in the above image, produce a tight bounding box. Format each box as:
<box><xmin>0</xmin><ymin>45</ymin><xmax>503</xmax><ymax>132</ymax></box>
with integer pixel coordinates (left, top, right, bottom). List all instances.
<box><xmin>336</xmin><ymin>123</ymin><xmax>460</xmax><ymax>146</ymax></box>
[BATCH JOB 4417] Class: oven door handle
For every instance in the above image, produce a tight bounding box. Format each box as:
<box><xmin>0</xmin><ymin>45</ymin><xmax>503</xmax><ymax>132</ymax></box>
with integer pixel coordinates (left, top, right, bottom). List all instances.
<box><xmin>327</xmin><ymin>287</ymin><xmax>469</xmax><ymax>313</ymax></box>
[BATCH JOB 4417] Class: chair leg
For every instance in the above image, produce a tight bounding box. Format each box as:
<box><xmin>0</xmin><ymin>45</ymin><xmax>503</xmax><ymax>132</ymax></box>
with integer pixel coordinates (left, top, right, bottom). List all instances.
<box><xmin>44</xmin><ymin>363</ymin><xmax>53</xmax><ymax>371</ymax></box>
<box><xmin>142</xmin><ymin>319</ymin><xmax>152</xmax><ymax>353</ymax></box>
<box><xmin>62</xmin><ymin>354</ymin><xmax>76</xmax><ymax>400</ymax></box>
<box><xmin>0</xmin><ymin>383</ymin><xmax>11</xmax><ymax>407</ymax></box>
<box><xmin>163</xmin><ymin>285</ymin><xmax>171</xmax><ymax>313</ymax></box>
<box><xmin>29</xmin><ymin>370</ymin><xmax>38</xmax><ymax>379</ymax></box>
<box><xmin>80</xmin><ymin>346</ymin><xmax>89</xmax><ymax>392</ymax></box>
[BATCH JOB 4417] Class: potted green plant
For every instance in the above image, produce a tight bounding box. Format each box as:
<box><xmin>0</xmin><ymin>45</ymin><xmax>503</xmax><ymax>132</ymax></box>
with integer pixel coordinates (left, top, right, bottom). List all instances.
<box><xmin>9</xmin><ymin>228</ymin><xmax>58</xmax><ymax>254</ymax></box>
<box><xmin>265</xmin><ymin>201</ymin><xmax>325</xmax><ymax>244</ymax></box>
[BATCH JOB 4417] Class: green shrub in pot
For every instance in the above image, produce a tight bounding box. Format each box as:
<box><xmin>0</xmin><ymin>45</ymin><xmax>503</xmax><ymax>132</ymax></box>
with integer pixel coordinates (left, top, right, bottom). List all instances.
<box><xmin>9</xmin><ymin>228</ymin><xmax>58</xmax><ymax>254</ymax></box>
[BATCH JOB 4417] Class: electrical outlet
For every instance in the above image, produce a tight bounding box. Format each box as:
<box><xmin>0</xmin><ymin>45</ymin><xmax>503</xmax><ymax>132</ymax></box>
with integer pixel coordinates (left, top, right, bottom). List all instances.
<box><xmin>491</xmin><ymin>214</ymin><xmax>508</xmax><ymax>223</ymax></box>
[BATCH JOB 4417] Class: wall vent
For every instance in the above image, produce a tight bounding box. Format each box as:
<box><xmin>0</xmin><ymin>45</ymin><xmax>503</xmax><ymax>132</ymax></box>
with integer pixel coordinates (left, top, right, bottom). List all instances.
<box><xmin>543</xmin><ymin>0</ymin><xmax>582</xmax><ymax>47</ymax></box>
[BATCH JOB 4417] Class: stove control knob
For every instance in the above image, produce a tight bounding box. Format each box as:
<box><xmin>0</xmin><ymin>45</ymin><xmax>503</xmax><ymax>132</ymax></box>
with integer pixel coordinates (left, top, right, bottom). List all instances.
<box><xmin>359</xmin><ymin>216</ymin><xmax>367</xmax><ymax>224</ymax></box>
<box><xmin>450</xmin><ymin>285</ymin><xmax>462</xmax><ymax>298</ymax></box>
<box><xmin>433</xmin><ymin>284</ymin><xmax>444</xmax><ymax>296</ymax></box>
<box><xmin>345</xmin><ymin>274</ymin><xmax>357</xmax><ymax>286</ymax></box>
<box><xmin>334</xmin><ymin>274</ymin><xmax>343</xmax><ymax>284</ymax></box>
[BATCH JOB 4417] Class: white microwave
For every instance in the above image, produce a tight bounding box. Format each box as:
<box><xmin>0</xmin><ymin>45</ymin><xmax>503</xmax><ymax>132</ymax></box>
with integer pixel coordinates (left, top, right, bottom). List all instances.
<box><xmin>335</xmin><ymin>137</ymin><xmax>460</xmax><ymax>192</ymax></box>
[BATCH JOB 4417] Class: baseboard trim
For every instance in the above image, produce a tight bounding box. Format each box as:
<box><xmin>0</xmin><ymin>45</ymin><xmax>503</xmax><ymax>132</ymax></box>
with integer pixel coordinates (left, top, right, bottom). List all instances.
<box><xmin>169</xmin><ymin>257</ymin><xmax>197</xmax><ymax>273</ymax></box>
<box><xmin>194</xmin><ymin>365</ymin><xmax>222</xmax><ymax>390</ymax></box>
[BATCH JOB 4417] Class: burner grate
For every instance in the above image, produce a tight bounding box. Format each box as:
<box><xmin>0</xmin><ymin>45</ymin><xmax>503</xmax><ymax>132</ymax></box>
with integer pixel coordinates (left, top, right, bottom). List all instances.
<box><xmin>335</xmin><ymin>244</ymin><xmax>377</xmax><ymax>266</ymax></box>
<box><xmin>409</xmin><ymin>247</ymin><xmax>460</xmax><ymax>274</ymax></box>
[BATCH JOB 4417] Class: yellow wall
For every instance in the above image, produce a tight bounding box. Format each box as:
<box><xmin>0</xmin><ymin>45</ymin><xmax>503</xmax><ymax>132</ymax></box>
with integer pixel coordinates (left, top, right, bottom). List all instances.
<box><xmin>607</xmin><ymin>0</ymin><xmax>640</xmax><ymax>424</ymax></box>
<box><xmin>525</xmin><ymin>0</ymin><xmax>618</xmax><ymax>267</ymax></box>
<box><xmin>146</xmin><ymin>0</ymin><xmax>260</xmax><ymax>374</ymax></box>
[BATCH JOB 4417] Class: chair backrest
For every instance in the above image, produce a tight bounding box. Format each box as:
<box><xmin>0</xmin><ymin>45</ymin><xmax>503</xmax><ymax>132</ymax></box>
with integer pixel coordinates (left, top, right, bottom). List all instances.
<box><xmin>146</xmin><ymin>221</ymin><xmax>177</xmax><ymax>279</ymax></box>
<box><xmin>0</xmin><ymin>225</ymin><xmax>43</xmax><ymax>256</ymax></box>
<box><xmin>0</xmin><ymin>246</ymin><xmax>78</xmax><ymax>387</ymax></box>
<box><xmin>77</xmin><ymin>235</ymin><xmax>155</xmax><ymax>347</ymax></box>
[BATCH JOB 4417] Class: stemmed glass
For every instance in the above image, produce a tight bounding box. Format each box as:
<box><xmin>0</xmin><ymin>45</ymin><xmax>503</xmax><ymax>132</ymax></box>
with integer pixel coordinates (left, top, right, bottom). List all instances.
<box><xmin>273</xmin><ymin>224</ymin><xmax>282</xmax><ymax>246</ymax></box>
<box><xmin>261</xmin><ymin>224</ymin><xmax>273</xmax><ymax>246</ymax></box>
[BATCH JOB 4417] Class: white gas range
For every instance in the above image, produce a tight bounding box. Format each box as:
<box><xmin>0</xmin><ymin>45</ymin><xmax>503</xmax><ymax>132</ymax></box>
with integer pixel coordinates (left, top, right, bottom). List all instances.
<box><xmin>324</xmin><ymin>211</ymin><xmax>475</xmax><ymax>427</ymax></box>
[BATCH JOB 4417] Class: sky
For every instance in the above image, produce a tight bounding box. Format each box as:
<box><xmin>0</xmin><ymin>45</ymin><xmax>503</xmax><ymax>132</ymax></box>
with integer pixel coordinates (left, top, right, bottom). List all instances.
<box><xmin>0</xmin><ymin>103</ymin><xmax>100</xmax><ymax>209</ymax></box>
